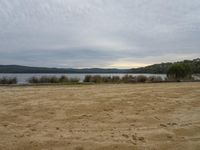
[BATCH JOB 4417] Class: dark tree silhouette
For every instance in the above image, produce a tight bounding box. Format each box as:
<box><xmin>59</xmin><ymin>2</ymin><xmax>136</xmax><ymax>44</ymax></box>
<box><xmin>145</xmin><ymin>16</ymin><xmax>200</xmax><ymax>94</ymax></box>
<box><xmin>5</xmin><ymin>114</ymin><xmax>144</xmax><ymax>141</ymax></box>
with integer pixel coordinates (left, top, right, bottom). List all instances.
<box><xmin>167</xmin><ymin>63</ymin><xmax>192</xmax><ymax>81</ymax></box>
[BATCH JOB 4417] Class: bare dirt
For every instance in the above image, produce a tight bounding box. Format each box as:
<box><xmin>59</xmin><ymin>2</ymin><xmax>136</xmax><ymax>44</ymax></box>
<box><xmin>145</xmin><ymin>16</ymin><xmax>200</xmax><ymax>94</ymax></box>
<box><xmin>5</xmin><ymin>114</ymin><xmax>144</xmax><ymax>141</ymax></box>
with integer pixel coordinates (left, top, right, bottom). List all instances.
<box><xmin>0</xmin><ymin>82</ymin><xmax>200</xmax><ymax>150</ymax></box>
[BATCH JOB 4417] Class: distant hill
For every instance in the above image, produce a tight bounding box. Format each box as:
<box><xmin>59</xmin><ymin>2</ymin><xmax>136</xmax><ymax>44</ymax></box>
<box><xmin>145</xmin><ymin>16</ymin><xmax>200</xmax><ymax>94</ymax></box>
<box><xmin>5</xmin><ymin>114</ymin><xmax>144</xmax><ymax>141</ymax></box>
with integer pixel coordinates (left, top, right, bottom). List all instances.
<box><xmin>0</xmin><ymin>65</ymin><xmax>129</xmax><ymax>73</ymax></box>
<box><xmin>0</xmin><ymin>58</ymin><xmax>199</xmax><ymax>73</ymax></box>
<box><xmin>130</xmin><ymin>58</ymin><xmax>200</xmax><ymax>74</ymax></box>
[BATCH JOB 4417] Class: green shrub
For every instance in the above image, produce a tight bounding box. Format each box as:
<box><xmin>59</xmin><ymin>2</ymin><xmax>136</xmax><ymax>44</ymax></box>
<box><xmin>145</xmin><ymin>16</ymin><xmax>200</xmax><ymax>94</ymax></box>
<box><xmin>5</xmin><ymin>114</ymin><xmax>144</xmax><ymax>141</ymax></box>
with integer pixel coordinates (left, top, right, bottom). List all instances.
<box><xmin>28</xmin><ymin>76</ymin><xmax>80</xmax><ymax>84</ymax></box>
<box><xmin>0</xmin><ymin>77</ymin><xmax>17</xmax><ymax>84</ymax></box>
<box><xmin>28</xmin><ymin>77</ymin><xmax>39</xmax><ymax>83</ymax></box>
<box><xmin>111</xmin><ymin>76</ymin><xmax>121</xmax><ymax>83</ymax></box>
<box><xmin>83</xmin><ymin>75</ymin><xmax>92</xmax><ymax>82</ymax></box>
<box><xmin>84</xmin><ymin>75</ymin><xmax>122</xmax><ymax>83</ymax></box>
<box><xmin>83</xmin><ymin>75</ymin><xmax>164</xmax><ymax>84</ymax></box>
<box><xmin>148</xmin><ymin>76</ymin><xmax>163</xmax><ymax>83</ymax></box>
<box><xmin>69</xmin><ymin>77</ymin><xmax>80</xmax><ymax>83</ymax></box>
<box><xmin>136</xmin><ymin>75</ymin><xmax>147</xmax><ymax>83</ymax></box>
<box><xmin>59</xmin><ymin>75</ymin><xmax>69</xmax><ymax>82</ymax></box>
<box><xmin>36</xmin><ymin>76</ymin><xmax>59</xmax><ymax>83</ymax></box>
<box><xmin>91</xmin><ymin>75</ymin><xmax>103</xmax><ymax>83</ymax></box>
<box><xmin>121</xmin><ymin>75</ymin><xmax>136</xmax><ymax>83</ymax></box>
<box><xmin>167</xmin><ymin>63</ymin><xmax>192</xmax><ymax>81</ymax></box>
<box><xmin>102</xmin><ymin>76</ymin><xmax>112</xmax><ymax>83</ymax></box>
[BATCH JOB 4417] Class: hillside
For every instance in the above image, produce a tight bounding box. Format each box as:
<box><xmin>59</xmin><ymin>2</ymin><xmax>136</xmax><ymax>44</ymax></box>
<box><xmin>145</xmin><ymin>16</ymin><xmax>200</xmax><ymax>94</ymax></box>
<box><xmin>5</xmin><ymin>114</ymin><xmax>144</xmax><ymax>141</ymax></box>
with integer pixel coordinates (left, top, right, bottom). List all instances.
<box><xmin>0</xmin><ymin>65</ymin><xmax>128</xmax><ymax>73</ymax></box>
<box><xmin>130</xmin><ymin>58</ymin><xmax>200</xmax><ymax>74</ymax></box>
<box><xmin>0</xmin><ymin>58</ymin><xmax>199</xmax><ymax>73</ymax></box>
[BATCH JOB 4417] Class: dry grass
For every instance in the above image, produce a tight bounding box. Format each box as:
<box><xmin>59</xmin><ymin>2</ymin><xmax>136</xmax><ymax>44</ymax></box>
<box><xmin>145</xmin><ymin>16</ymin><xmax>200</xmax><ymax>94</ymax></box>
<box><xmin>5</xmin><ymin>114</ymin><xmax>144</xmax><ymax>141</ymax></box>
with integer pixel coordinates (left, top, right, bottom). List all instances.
<box><xmin>0</xmin><ymin>83</ymin><xmax>200</xmax><ymax>150</ymax></box>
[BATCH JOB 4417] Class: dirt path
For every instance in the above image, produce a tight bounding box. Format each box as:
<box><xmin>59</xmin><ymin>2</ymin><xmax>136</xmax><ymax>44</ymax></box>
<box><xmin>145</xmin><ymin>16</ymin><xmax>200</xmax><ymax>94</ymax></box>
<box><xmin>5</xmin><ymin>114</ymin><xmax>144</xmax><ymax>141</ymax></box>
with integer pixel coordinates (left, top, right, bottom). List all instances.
<box><xmin>0</xmin><ymin>83</ymin><xmax>200</xmax><ymax>150</ymax></box>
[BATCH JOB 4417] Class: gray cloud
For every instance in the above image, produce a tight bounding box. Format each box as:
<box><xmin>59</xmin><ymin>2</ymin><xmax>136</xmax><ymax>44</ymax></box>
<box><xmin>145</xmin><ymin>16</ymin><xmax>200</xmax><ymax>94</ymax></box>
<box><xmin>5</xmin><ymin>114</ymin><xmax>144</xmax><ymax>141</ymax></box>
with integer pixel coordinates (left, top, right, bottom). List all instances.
<box><xmin>0</xmin><ymin>0</ymin><xmax>200</xmax><ymax>68</ymax></box>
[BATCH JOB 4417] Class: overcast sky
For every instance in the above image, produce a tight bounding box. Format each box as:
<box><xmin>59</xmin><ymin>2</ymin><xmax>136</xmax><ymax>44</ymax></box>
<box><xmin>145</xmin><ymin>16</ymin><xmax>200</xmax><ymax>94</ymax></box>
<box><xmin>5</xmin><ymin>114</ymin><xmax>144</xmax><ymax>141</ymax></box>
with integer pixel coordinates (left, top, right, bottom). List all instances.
<box><xmin>0</xmin><ymin>0</ymin><xmax>200</xmax><ymax>68</ymax></box>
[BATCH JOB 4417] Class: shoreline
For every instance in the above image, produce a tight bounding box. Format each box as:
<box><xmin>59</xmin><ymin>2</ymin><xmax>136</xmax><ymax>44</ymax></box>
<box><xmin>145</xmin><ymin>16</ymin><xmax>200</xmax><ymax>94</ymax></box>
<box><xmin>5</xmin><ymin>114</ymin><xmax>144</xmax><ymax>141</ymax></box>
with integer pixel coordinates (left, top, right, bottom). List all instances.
<box><xmin>0</xmin><ymin>80</ymin><xmax>199</xmax><ymax>87</ymax></box>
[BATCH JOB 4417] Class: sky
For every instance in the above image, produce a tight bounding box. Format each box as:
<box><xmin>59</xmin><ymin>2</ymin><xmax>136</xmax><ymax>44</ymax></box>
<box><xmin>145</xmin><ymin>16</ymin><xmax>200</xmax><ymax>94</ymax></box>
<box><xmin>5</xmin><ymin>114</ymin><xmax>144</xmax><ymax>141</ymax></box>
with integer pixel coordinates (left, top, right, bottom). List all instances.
<box><xmin>0</xmin><ymin>0</ymin><xmax>200</xmax><ymax>68</ymax></box>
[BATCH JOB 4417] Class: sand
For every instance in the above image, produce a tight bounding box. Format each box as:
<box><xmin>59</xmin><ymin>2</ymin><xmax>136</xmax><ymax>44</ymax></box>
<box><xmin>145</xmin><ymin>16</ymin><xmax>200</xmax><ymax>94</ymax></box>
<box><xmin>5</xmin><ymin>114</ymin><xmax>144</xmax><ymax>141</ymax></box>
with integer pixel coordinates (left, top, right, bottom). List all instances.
<box><xmin>0</xmin><ymin>82</ymin><xmax>200</xmax><ymax>150</ymax></box>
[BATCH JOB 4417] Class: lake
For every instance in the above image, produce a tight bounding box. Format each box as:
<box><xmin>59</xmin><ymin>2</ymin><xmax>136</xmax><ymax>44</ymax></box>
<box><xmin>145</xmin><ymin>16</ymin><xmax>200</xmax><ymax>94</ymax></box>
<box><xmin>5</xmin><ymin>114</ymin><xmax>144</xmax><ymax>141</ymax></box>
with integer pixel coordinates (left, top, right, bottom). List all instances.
<box><xmin>0</xmin><ymin>73</ymin><xmax>167</xmax><ymax>84</ymax></box>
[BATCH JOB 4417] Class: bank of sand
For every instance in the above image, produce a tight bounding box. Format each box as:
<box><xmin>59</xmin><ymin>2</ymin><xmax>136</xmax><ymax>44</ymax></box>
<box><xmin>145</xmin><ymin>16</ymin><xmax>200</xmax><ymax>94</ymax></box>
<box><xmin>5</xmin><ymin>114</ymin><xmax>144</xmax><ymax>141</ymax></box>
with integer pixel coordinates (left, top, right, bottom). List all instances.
<box><xmin>0</xmin><ymin>82</ymin><xmax>200</xmax><ymax>150</ymax></box>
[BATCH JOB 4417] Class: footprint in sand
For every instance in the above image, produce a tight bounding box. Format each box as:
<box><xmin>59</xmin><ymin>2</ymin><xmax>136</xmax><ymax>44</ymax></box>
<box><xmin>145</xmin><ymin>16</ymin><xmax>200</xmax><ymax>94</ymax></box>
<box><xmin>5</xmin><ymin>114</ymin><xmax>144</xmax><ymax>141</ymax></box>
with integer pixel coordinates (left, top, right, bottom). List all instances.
<box><xmin>138</xmin><ymin>137</ymin><xmax>145</xmax><ymax>142</ymax></box>
<box><xmin>74</xmin><ymin>146</ymin><xmax>84</xmax><ymax>150</ymax></box>
<box><xmin>132</xmin><ymin>135</ymin><xmax>137</xmax><ymax>140</ymax></box>
<box><xmin>131</xmin><ymin>134</ymin><xmax>145</xmax><ymax>143</ymax></box>
<box><xmin>167</xmin><ymin>135</ymin><xmax>173</xmax><ymax>139</ymax></box>
<box><xmin>160</xmin><ymin>124</ymin><xmax>167</xmax><ymax>127</ymax></box>
<box><xmin>167</xmin><ymin>122</ymin><xmax>177</xmax><ymax>126</ymax></box>
<box><xmin>122</xmin><ymin>134</ymin><xmax>129</xmax><ymax>138</ymax></box>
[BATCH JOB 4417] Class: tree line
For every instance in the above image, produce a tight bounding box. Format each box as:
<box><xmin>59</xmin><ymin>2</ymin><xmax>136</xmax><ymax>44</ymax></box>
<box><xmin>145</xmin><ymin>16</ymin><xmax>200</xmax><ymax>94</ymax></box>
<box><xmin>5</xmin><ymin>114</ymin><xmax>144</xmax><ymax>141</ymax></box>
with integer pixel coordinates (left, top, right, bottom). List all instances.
<box><xmin>130</xmin><ymin>58</ymin><xmax>200</xmax><ymax>74</ymax></box>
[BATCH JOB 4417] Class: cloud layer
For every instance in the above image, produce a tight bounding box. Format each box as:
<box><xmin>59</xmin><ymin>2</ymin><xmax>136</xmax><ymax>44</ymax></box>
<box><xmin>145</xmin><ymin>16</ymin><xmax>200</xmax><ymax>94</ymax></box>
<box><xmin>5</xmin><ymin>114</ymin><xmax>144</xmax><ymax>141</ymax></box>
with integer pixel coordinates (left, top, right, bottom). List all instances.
<box><xmin>0</xmin><ymin>0</ymin><xmax>200</xmax><ymax>68</ymax></box>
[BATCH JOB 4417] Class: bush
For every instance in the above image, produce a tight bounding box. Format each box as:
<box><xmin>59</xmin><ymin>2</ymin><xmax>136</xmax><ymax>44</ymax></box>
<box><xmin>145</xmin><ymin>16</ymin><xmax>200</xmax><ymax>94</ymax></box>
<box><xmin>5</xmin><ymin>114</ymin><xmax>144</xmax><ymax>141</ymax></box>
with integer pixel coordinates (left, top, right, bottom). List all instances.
<box><xmin>28</xmin><ymin>76</ymin><xmax>80</xmax><ymax>84</ymax></box>
<box><xmin>40</xmin><ymin>76</ymin><xmax>59</xmax><ymax>83</ymax></box>
<box><xmin>83</xmin><ymin>75</ymin><xmax>120</xmax><ymax>83</ymax></box>
<box><xmin>28</xmin><ymin>77</ymin><xmax>39</xmax><ymax>83</ymax></box>
<box><xmin>136</xmin><ymin>75</ymin><xmax>147</xmax><ymax>83</ymax></box>
<box><xmin>83</xmin><ymin>75</ymin><xmax>164</xmax><ymax>83</ymax></box>
<box><xmin>121</xmin><ymin>75</ymin><xmax>136</xmax><ymax>83</ymax></box>
<box><xmin>83</xmin><ymin>75</ymin><xmax>92</xmax><ymax>82</ymax></box>
<box><xmin>102</xmin><ymin>76</ymin><xmax>112</xmax><ymax>83</ymax></box>
<box><xmin>69</xmin><ymin>77</ymin><xmax>80</xmax><ymax>83</ymax></box>
<box><xmin>91</xmin><ymin>75</ymin><xmax>102</xmax><ymax>83</ymax></box>
<box><xmin>111</xmin><ymin>76</ymin><xmax>121</xmax><ymax>83</ymax></box>
<box><xmin>59</xmin><ymin>75</ymin><xmax>69</xmax><ymax>82</ymax></box>
<box><xmin>148</xmin><ymin>76</ymin><xmax>163</xmax><ymax>83</ymax></box>
<box><xmin>0</xmin><ymin>77</ymin><xmax>17</xmax><ymax>84</ymax></box>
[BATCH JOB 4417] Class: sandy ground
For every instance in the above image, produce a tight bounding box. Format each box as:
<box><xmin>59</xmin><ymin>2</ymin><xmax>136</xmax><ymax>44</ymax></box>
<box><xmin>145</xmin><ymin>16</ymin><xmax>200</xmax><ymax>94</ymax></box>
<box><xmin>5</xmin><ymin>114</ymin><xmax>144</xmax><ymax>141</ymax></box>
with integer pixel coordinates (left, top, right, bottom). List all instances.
<box><xmin>0</xmin><ymin>83</ymin><xmax>200</xmax><ymax>150</ymax></box>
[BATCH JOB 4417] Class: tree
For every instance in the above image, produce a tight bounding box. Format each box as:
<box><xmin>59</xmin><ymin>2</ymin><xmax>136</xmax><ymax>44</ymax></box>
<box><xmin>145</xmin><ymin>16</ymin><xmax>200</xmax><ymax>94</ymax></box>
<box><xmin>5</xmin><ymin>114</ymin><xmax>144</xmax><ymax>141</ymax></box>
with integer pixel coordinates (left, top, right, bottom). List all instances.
<box><xmin>167</xmin><ymin>63</ymin><xmax>192</xmax><ymax>81</ymax></box>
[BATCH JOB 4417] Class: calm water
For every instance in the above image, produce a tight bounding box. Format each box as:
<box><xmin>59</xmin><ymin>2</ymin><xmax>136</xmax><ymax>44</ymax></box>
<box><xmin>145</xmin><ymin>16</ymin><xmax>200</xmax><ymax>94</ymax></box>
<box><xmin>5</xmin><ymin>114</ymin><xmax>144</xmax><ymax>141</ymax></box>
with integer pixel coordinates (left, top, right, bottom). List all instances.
<box><xmin>0</xmin><ymin>73</ymin><xmax>167</xmax><ymax>84</ymax></box>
